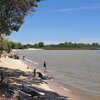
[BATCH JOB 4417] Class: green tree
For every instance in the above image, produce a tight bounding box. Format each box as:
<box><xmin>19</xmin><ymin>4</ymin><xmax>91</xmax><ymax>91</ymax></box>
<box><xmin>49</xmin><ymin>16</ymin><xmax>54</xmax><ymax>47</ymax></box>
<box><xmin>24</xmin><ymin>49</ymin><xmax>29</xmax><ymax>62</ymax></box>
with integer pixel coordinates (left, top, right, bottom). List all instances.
<box><xmin>9</xmin><ymin>41</ymin><xmax>16</xmax><ymax>49</ymax></box>
<box><xmin>0</xmin><ymin>37</ymin><xmax>3</xmax><ymax>50</ymax></box>
<box><xmin>38</xmin><ymin>42</ymin><xmax>44</xmax><ymax>48</ymax></box>
<box><xmin>92</xmin><ymin>42</ymin><xmax>99</xmax><ymax>47</ymax></box>
<box><xmin>33</xmin><ymin>43</ymin><xmax>38</xmax><ymax>48</ymax></box>
<box><xmin>0</xmin><ymin>0</ymin><xmax>41</xmax><ymax>35</ymax></box>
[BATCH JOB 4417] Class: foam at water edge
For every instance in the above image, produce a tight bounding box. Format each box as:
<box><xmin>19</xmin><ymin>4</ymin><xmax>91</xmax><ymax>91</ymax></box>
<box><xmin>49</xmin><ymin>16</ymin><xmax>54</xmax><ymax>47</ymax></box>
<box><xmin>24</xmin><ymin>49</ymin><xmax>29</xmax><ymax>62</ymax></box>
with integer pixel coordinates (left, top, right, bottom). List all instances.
<box><xmin>61</xmin><ymin>86</ymin><xmax>71</xmax><ymax>92</ymax></box>
<box><xmin>25</xmin><ymin>58</ymin><xmax>39</xmax><ymax>65</ymax></box>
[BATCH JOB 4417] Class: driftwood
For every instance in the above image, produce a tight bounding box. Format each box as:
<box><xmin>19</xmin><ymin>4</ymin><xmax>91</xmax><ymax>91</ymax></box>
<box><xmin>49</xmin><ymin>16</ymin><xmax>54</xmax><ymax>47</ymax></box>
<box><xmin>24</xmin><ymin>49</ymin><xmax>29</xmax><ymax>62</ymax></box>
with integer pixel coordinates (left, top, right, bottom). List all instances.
<box><xmin>21</xmin><ymin>85</ymin><xmax>45</xmax><ymax>97</ymax></box>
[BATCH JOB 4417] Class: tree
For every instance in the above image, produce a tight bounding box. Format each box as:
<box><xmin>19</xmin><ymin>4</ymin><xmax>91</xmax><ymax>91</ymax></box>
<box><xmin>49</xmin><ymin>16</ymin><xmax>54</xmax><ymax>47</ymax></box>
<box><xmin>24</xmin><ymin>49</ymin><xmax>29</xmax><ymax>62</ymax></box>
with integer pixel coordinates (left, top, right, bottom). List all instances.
<box><xmin>9</xmin><ymin>41</ymin><xmax>16</xmax><ymax>49</ymax></box>
<box><xmin>0</xmin><ymin>0</ymin><xmax>41</xmax><ymax>35</ymax></box>
<box><xmin>0</xmin><ymin>37</ymin><xmax>3</xmax><ymax>50</ymax></box>
<box><xmin>33</xmin><ymin>43</ymin><xmax>38</xmax><ymax>48</ymax></box>
<box><xmin>92</xmin><ymin>42</ymin><xmax>99</xmax><ymax>47</ymax></box>
<box><xmin>2</xmin><ymin>39</ymin><xmax>9</xmax><ymax>52</ymax></box>
<box><xmin>38</xmin><ymin>42</ymin><xmax>44</xmax><ymax>48</ymax></box>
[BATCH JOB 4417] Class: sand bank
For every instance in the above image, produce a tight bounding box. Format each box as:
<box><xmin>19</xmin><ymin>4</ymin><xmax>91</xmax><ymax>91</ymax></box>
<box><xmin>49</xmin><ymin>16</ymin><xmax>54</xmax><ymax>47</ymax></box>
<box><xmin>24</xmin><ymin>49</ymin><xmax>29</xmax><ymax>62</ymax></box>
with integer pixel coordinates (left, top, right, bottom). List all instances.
<box><xmin>12</xmin><ymin>48</ymin><xmax>44</xmax><ymax>52</ymax></box>
<box><xmin>0</xmin><ymin>57</ymin><xmax>51</xmax><ymax>91</ymax></box>
<box><xmin>0</xmin><ymin>57</ymin><xmax>32</xmax><ymax>72</ymax></box>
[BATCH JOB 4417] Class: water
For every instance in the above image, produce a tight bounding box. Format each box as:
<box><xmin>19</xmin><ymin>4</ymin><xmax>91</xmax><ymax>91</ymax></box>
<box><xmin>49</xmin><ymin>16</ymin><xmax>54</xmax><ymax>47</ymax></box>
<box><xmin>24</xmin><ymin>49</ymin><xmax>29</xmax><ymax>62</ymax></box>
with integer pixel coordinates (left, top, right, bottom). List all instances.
<box><xmin>14</xmin><ymin>50</ymin><xmax>100</xmax><ymax>99</ymax></box>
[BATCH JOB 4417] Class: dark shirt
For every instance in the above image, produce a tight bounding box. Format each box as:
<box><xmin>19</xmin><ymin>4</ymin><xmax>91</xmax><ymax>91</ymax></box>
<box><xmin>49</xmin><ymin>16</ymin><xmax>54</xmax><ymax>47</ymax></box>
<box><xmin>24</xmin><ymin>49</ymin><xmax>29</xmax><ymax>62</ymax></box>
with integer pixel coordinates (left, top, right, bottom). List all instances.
<box><xmin>44</xmin><ymin>62</ymin><xmax>46</xmax><ymax>67</ymax></box>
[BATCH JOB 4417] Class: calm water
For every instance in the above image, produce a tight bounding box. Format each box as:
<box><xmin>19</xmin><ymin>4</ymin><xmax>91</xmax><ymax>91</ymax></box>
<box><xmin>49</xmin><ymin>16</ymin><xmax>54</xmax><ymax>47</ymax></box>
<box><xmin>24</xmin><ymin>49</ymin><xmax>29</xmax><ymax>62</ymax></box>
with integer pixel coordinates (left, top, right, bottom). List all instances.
<box><xmin>14</xmin><ymin>50</ymin><xmax>100</xmax><ymax>99</ymax></box>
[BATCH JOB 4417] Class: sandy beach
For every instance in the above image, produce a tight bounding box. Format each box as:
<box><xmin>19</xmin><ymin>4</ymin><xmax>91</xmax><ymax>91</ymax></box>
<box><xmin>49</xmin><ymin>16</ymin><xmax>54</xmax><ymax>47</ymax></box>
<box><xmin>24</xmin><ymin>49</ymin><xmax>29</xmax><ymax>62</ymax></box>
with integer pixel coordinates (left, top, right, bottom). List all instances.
<box><xmin>0</xmin><ymin>56</ymin><xmax>93</xmax><ymax>100</ymax></box>
<box><xmin>12</xmin><ymin>48</ymin><xmax>44</xmax><ymax>52</ymax></box>
<box><xmin>0</xmin><ymin>57</ymin><xmax>67</xmax><ymax>99</ymax></box>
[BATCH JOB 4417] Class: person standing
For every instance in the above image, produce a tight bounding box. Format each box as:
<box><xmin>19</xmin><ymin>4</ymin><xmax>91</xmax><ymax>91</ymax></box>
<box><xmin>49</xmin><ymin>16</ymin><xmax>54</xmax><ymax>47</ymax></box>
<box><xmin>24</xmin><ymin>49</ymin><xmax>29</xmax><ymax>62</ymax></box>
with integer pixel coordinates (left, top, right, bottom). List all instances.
<box><xmin>43</xmin><ymin>61</ymin><xmax>47</xmax><ymax>72</ymax></box>
<box><xmin>22</xmin><ymin>56</ymin><xmax>25</xmax><ymax>60</ymax></box>
<box><xmin>33</xmin><ymin>69</ymin><xmax>36</xmax><ymax>77</ymax></box>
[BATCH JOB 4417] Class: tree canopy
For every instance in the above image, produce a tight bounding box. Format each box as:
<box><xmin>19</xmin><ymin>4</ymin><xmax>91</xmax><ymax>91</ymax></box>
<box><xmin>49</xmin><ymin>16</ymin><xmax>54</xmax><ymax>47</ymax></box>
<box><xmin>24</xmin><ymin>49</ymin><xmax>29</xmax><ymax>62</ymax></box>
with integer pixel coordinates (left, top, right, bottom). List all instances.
<box><xmin>0</xmin><ymin>0</ymin><xmax>41</xmax><ymax>36</ymax></box>
<box><xmin>0</xmin><ymin>37</ymin><xmax>100</xmax><ymax>53</ymax></box>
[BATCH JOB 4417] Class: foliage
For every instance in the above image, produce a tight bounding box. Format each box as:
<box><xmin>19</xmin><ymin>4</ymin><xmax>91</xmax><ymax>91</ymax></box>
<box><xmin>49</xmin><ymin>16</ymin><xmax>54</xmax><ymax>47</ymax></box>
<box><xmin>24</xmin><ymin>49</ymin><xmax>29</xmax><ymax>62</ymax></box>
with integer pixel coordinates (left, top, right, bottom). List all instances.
<box><xmin>43</xmin><ymin>42</ymin><xmax>100</xmax><ymax>50</ymax></box>
<box><xmin>0</xmin><ymin>0</ymin><xmax>41</xmax><ymax>35</ymax></box>
<box><xmin>0</xmin><ymin>38</ymin><xmax>100</xmax><ymax>51</ymax></box>
<box><xmin>0</xmin><ymin>37</ymin><xmax>11</xmax><ymax>53</ymax></box>
<box><xmin>13</xmin><ymin>41</ymin><xmax>100</xmax><ymax>50</ymax></box>
<box><xmin>37</xmin><ymin>42</ymin><xmax>44</xmax><ymax>48</ymax></box>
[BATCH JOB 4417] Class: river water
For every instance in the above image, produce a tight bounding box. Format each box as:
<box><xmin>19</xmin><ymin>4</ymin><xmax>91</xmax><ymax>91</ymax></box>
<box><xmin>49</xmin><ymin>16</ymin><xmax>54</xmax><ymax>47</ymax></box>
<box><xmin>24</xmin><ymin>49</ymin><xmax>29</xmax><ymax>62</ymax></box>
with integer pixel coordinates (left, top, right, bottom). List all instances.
<box><xmin>14</xmin><ymin>50</ymin><xmax>100</xmax><ymax>100</ymax></box>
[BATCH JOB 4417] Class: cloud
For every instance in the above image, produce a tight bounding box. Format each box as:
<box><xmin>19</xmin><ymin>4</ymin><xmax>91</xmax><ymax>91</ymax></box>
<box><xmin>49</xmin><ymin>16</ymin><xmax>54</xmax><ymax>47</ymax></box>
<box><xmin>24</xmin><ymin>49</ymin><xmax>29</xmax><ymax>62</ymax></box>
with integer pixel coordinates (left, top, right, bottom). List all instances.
<box><xmin>52</xmin><ymin>4</ymin><xmax>100</xmax><ymax>12</ymax></box>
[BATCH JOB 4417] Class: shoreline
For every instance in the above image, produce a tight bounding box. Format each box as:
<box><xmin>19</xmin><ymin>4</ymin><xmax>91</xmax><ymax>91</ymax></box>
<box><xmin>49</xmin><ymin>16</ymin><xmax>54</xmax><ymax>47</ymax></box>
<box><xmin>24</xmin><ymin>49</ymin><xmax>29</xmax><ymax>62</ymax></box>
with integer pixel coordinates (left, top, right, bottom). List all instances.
<box><xmin>22</xmin><ymin>57</ymin><xmax>93</xmax><ymax>100</ymax></box>
<box><xmin>0</xmin><ymin>57</ymin><xmax>97</xmax><ymax>100</ymax></box>
<box><xmin>11</xmin><ymin>48</ymin><xmax>100</xmax><ymax>51</ymax></box>
<box><xmin>14</xmin><ymin>50</ymin><xmax>100</xmax><ymax>100</ymax></box>
<box><xmin>12</xmin><ymin>48</ymin><xmax>44</xmax><ymax>52</ymax></box>
<box><xmin>21</xmin><ymin>59</ymin><xmax>71</xmax><ymax>98</ymax></box>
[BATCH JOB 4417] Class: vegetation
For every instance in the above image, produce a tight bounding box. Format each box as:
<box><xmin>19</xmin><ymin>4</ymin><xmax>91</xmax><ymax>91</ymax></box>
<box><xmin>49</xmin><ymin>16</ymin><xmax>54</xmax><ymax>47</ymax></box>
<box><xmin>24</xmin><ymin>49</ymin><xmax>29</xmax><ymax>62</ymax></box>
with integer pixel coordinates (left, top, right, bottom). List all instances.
<box><xmin>0</xmin><ymin>38</ymin><xmax>100</xmax><ymax>51</ymax></box>
<box><xmin>0</xmin><ymin>0</ymin><xmax>41</xmax><ymax>56</ymax></box>
<box><xmin>0</xmin><ymin>0</ymin><xmax>41</xmax><ymax>36</ymax></box>
<box><xmin>0</xmin><ymin>0</ymin><xmax>100</xmax><ymax>51</ymax></box>
<box><xmin>44</xmin><ymin>42</ymin><xmax>100</xmax><ymax>50</ymax></box>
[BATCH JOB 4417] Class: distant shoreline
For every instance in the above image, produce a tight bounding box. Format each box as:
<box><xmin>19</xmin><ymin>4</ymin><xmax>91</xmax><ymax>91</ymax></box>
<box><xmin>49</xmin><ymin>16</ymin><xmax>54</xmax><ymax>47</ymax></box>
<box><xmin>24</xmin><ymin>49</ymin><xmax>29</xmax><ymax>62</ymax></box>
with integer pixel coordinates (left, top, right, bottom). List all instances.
<box><xmin>12</xmin><ymin>48</ymin><xmax>44</xmax><ymax>51</ymax></box>
<box><xmin>12</xmin><ymin>48</ymin><xmax>100</xmax><ymax>51</ymax></box>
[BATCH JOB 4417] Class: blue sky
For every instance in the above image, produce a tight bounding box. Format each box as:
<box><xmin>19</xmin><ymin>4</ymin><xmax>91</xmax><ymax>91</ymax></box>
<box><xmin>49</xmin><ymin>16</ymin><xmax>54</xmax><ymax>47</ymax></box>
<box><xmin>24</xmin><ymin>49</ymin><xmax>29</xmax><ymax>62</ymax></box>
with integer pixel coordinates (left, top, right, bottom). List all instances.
<box><xmin>8</xmin><ymin>0</ymin><xmax>100</xmax><ymax>44</ymax></box>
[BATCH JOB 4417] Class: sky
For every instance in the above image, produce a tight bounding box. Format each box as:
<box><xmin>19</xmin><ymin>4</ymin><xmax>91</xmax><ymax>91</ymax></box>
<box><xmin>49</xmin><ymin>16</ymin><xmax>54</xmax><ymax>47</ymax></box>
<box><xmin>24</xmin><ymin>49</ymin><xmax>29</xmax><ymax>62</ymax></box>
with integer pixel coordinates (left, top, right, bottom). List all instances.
<box><xmin>8</xmin><ymin>0</ymin><xmax>100</xmax><ymax>44</ymax></box>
